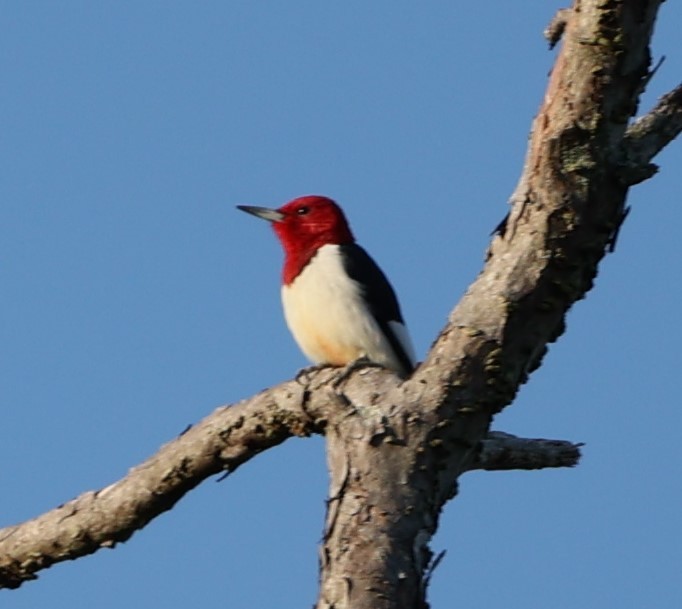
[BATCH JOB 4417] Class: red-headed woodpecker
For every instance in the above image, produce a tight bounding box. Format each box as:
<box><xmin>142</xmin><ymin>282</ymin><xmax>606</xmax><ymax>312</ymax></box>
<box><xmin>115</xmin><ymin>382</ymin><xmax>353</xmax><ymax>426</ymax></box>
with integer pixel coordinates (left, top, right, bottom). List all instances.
<box><xmin>237</xmin><ymin>195</ymin><xmax>415</xmax><ymax>377</ymax></box>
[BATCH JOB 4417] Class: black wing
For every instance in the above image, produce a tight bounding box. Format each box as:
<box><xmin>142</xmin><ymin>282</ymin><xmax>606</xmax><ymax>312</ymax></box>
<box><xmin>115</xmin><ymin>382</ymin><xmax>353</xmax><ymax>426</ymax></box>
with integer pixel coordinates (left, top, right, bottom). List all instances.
<box><xmin>339</xmin><ymin>243</ymin><xmax>414</xmax><ymax>375</ymax></box>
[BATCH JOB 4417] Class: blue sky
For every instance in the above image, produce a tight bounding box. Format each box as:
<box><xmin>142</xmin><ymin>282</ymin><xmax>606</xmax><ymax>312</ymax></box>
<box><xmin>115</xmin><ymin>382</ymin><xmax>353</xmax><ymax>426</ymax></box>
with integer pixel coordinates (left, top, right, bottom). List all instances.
<box><xmin>1</xmin><ymin>2</ymin><xmax>681</xmax><ymax>608</ymax></box>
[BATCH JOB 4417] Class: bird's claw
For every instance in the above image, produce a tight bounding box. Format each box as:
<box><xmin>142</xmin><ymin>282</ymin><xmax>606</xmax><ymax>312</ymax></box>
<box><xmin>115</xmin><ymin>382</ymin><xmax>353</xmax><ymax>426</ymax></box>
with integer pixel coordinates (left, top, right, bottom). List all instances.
<box><xmin>331</xmin><ymin>357</ymin><xmax>384</xmax><ymax>392</ymax></box>
<box><xmin>295</xmin><ymin>363</ymin><xmax>335</xmax><ymax>385</ymax></box>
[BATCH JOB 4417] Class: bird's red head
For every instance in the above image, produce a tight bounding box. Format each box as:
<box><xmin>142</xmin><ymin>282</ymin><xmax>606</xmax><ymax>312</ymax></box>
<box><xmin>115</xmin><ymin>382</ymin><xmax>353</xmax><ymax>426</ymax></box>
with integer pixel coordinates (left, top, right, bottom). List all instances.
<box><xmin>238</xmin><ymin>195</ymin><xmax>355</xmax><ymax>284</ymax></box>
<box><xmin>273</xmin><ymin>195</ymin><xmax>354</xmax><ymax>252</ymax></box>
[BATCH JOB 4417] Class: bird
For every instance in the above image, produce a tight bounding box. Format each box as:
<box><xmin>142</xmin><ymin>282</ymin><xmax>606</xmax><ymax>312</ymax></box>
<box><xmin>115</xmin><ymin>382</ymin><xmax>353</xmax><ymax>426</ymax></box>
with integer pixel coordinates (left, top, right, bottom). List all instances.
<box><xmin>237</xmin><ymin>195</ymin><xmax>415</xmax><ymax>377</ymax></box>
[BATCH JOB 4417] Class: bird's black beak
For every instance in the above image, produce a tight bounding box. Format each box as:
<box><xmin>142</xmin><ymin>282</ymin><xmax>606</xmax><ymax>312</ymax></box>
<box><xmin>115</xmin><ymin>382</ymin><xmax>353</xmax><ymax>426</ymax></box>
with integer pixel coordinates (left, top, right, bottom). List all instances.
<box><xmin>237</xmin><ymin>205</ymin><xmax>285</xmax><ymax>223</ymax></box>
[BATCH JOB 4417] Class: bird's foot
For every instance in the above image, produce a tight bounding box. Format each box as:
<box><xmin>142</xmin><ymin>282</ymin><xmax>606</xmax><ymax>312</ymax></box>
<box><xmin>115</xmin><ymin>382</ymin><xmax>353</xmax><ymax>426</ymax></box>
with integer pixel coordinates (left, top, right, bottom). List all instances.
<box><xmin>295</xmin><ymin>363</ymin><xmax>336</xmax><ymax>385</ymax></box>
<box><xmin>331</xmin><ymin>357</ymin><xmax>384</xmax><ymax>392</ymax></box>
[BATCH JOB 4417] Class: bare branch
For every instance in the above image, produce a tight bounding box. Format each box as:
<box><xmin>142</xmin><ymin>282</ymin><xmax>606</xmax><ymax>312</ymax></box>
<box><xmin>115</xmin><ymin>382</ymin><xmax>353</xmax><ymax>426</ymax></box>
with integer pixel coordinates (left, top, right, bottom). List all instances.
<box><xmin>545</xmin><ymin>8</ymin><xmax>572</xmax><ymax>50</ymax></box>
<box><xmin>0</xmin><ymin>378</ymin><xmax>330</xmax><ymax>589</ymax></box>
<box><xmin>620</xmin><ymin>83</ymin><xmax>682</xmax><ymax>184</ymax></box>
<box><xmin>468</xmin><ymin>432</ymin><xmax>583</xmax><ymax>472</ymax></box>
<box><xmin>319</xmin><ymin>2</ymin><xmax>675</xmax><ymax>606</ymax></box>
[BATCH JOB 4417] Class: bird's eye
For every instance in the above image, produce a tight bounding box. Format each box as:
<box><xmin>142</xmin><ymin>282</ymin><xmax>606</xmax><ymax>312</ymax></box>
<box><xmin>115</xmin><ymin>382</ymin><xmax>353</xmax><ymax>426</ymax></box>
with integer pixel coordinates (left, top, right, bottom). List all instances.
<box><xmin>296</xmin><ymin>206</ymin><xmax>310</xmax><ymax>215</ymax></box>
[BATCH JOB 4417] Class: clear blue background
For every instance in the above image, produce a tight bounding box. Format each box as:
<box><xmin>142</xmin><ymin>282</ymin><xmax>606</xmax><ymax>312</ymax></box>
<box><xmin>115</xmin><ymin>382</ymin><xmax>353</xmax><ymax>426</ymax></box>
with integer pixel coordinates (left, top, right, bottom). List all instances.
<box><xmin>2</xmin><ymin>2</ymin><xmax>681</xmax><ymax>608</ymax></box>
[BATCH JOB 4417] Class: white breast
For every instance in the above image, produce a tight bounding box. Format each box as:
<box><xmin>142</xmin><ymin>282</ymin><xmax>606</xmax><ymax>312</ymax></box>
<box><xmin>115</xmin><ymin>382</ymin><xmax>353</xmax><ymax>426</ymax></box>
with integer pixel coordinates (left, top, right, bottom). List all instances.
<box><xmin>281</xmin><ymin>244</ymin><xmax>414</xmax><ymax>374</ymax></box>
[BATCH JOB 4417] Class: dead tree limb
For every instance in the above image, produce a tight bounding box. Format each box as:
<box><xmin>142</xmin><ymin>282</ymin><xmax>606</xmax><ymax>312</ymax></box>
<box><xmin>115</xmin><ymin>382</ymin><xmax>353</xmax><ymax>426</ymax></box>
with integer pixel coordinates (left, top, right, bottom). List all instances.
<box><xmin>469</xmin><ymin>432</ymin><xmax>583</xmax><ymax>472</ymax></box>
<box><xmin>316</xmin><ymin>2</ymin><xmax>678</xmax><ymax>607</ymax></box>
<box><xmin>0</xmin><ymin>370</ymin><xmax>577</xmax><ymax>590</ymax></box>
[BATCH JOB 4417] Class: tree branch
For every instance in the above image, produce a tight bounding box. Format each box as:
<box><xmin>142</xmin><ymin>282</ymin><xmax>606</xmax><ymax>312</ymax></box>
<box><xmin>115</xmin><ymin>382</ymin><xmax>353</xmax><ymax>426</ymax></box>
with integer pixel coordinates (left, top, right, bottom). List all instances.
<box><xmin>317</xmin><ymin>2</ymin><xmax>673</xmax><ymax>606</ymax></box>
<box><xmin>0</xmin><ymin>360</ymin><xmax>579</xmax><ymax>591</ymax></box>
<box><xmin>0</xmin><ymin>379</ymin><xmax>328</xmax><ymax>589</ymax></box>
<box><xmin>544</xmin><ymin>7</ymin><xmax>572</xmax><ymax>50</ymax></box>
<box><xmin>620</xmin><ymin>83</ymin><xmax>682</xmax><ymax>183</ymax></box>
<box><xmin>468</xmin><ymin>432</ymin><xmax>583</xmax><ymax>472</ymax></box>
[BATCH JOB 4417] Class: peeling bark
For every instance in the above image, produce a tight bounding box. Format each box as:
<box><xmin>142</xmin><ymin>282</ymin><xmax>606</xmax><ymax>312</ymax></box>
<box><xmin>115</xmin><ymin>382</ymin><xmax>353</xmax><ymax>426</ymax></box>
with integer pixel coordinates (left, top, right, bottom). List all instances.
<box><xmin>1</xmin><ymin>1</ymin><xmax>680</xmax><ymax>607</ymax></box>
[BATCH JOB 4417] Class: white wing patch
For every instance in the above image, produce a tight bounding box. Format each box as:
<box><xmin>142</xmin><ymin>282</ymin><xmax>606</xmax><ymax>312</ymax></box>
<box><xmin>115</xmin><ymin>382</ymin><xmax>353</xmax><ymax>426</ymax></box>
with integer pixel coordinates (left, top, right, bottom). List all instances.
<box><xmin>388</xmin><ymin>320</ymin><xmax>416</xmax><ymax>369</ymax></box>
